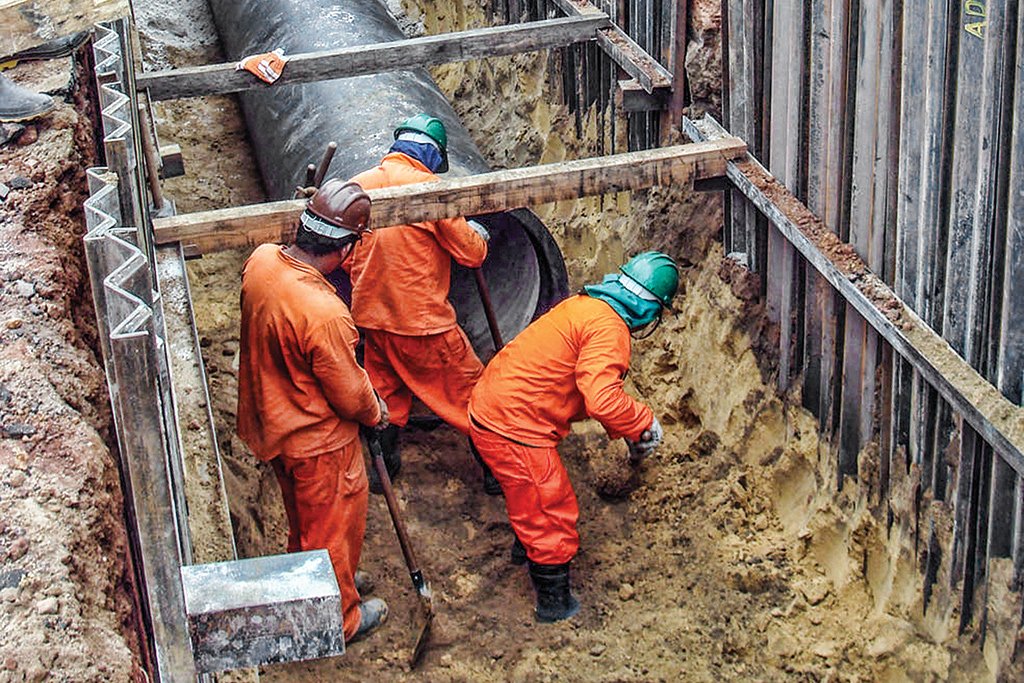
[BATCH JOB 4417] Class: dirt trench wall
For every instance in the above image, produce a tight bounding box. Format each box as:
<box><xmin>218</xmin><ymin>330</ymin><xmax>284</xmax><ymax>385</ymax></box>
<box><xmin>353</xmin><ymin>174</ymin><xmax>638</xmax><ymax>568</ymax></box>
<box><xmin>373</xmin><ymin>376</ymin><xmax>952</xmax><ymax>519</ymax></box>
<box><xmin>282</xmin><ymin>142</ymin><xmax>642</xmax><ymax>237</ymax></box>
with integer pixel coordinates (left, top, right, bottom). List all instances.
<box><xmin>0</xmin><ymin>61</ymin><xmax>143</xmax><ymax>681</ymax></box>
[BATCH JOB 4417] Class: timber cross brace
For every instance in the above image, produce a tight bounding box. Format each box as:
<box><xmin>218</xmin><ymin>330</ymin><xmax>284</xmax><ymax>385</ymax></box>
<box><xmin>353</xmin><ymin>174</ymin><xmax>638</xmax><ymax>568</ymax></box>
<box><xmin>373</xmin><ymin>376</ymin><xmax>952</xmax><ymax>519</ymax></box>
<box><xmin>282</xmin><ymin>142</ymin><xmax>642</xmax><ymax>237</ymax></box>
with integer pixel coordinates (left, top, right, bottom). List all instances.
<box><xmin>153</xmin><ymin>114</ymin><xmax>1024</xmax><ymax>484</ymax></box>
<box><xmin>678</xmin><ymin>116</ymin><xmax>1024</xmax><ymax>485</ymax></box>
<box><xmin>135</xmin><ymin>4</ymin><xmax>673</xmax><ymax>102</ymax></box>
<box><xmin>151</xmin><ymin>137</ymin><xmax>748</xmax><ymax>255</ymax></box>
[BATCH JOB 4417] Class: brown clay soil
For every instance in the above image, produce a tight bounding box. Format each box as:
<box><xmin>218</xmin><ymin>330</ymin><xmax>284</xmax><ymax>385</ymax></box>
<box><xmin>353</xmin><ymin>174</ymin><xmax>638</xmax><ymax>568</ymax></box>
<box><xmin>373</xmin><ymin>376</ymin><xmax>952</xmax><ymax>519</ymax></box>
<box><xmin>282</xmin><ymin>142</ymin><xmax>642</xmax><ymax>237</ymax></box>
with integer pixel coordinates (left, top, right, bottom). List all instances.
<box><xmin>0</xmin><ymin>59</ymin><xmax>144</xmax><ymax>681</ymax></box>
<box><xmin>0</xmin><ymin>0</ymin><xmax>1021</xmax><ymax>681</ymax></box>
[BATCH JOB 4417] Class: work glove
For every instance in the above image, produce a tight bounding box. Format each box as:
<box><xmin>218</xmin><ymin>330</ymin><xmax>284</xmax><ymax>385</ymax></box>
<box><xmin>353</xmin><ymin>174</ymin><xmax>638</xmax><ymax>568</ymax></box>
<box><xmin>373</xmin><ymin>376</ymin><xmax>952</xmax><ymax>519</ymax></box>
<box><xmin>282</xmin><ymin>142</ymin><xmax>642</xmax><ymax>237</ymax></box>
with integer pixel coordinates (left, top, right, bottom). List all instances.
<box><xmin>627</xmin><ymin>415</ymin><xmax>663</xmax><ymax>462</ymax></box>
<box><xmin>293</xmin><ymin>185</ymin><xmax>317</xmax><ymax>199</ymax></box>
<box><xmin>235</xmin><ymin>48</ymin><xmax>288</xmax><ymax>84</ymax></box>
<box><xmin>467</xmin><ymin>219</ymin><xmax>490</xmax><ymax>242</ymax></box>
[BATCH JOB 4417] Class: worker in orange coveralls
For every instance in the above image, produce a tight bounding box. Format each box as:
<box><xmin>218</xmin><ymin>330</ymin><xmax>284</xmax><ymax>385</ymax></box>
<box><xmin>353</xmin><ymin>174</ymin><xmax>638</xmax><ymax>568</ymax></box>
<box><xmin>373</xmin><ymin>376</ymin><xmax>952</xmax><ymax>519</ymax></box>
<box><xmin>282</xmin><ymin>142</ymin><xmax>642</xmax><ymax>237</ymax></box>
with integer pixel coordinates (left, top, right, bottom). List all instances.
<box><xmin>345</xmin><ymin>112</ymin><xmax>497</xmax><ymax>495</ymax></box>
<box><xmin>468</xmin><ymin>252</ymin><xmax>680</xmax><ymax>622</ymax></box>
<box><xmin>236</xmin><ymin>180</ymin><xmax>389</xmax><ymax>643</ymax></box>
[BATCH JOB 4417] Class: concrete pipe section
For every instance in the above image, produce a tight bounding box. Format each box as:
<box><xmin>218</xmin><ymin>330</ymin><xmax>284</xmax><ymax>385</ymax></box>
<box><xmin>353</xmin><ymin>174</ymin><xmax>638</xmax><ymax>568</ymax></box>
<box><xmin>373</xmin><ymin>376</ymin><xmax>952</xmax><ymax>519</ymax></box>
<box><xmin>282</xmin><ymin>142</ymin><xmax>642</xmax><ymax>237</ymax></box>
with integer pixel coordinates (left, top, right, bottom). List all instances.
<box><xmin>207</xmin><ymin>0</ymin><xmax>568</xmax><ymax>356</ymax></box>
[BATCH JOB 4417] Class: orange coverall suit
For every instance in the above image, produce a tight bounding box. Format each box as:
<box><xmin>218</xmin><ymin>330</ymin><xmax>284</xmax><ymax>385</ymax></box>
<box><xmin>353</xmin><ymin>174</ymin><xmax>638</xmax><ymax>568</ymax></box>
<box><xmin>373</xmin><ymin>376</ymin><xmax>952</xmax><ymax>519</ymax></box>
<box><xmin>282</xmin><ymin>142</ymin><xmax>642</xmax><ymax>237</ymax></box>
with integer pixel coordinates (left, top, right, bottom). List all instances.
<box><xmin>468</xmin><ymin>295</ymin><xmax>654</xmax><ymax>565</ymax></box>
<box><xmin>236</xmin><ymin>244</ymin><xmax>382</xmax><ymax>641</ymax></box>
<box><xmin>347</xmin><ymin>152</ymin><xmax>488</xmax><ymax>435</ymax></box>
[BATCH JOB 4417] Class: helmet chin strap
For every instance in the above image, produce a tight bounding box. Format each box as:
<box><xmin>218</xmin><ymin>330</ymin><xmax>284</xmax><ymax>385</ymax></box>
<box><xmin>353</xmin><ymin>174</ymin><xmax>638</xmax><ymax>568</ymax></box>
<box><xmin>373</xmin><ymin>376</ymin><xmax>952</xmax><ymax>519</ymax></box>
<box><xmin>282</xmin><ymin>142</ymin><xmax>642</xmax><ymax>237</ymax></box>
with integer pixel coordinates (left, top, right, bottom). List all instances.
<box><xmin>630</xmin><ymin>309</ymin><xmax>663</xmax><ymax>339</ymax></box>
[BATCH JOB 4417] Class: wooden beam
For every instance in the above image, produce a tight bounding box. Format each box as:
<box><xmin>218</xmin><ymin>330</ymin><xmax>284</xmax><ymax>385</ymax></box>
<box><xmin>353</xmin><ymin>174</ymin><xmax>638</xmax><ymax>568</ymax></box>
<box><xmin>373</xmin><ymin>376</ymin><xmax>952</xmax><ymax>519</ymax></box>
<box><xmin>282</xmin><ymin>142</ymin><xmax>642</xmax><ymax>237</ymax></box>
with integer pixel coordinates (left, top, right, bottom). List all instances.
<box><xmin>549</xmin><ymin>0</ymin><xmax>671</xmax><ymax>93</ymax></box>
<box><xmin>152</xmin><ymin>137</ymin><xmax>746</xmax><ymax>254</ymax></box>
<box><xmin>136</xmin><ymin>15</ymin><xmax>609</xmax><ymax>101</ymax></box>
<box><xmin>594</xmin><ymin>25</ymin><xmax>671</xmax><ymax>93</ymax></box>
<box><xmin>684</xmin><ymin>116</ymin><xmax>1024</xmax><ymax>478</ymax></box>
<box><xmin>661</xmin><ymin>0</ymin><xmax>688</xmax><ymax>139</ymax></box>
<box><xmin>0</xmin><ymin>0</ymin><xmax>127</xmax><ymax>55</ymax></box>
<box><xmin>617</xmin><ymin>78</ymin><xmax>668</xmax><ymax>112</ymax></box>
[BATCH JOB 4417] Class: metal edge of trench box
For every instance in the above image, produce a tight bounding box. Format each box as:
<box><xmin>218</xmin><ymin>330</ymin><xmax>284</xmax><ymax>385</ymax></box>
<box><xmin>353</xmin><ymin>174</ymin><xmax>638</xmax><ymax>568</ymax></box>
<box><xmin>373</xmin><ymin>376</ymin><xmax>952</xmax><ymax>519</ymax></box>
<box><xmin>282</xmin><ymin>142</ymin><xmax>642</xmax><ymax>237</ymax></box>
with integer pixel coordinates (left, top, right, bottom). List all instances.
<box><xmin>180</xmin><ymin>549</ymin><xmax>345</xmax><ymax>673</ymax></box>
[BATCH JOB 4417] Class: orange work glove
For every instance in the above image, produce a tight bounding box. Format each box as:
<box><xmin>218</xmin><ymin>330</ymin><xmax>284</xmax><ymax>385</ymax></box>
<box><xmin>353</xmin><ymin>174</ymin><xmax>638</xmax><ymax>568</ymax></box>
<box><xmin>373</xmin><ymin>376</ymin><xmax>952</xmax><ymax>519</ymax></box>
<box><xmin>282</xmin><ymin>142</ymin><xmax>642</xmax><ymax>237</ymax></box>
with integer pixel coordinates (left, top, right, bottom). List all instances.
<box><xmin>235</xmin><ymin>48</ymin><xmax>288</xmax><ymax>84</ymax></box>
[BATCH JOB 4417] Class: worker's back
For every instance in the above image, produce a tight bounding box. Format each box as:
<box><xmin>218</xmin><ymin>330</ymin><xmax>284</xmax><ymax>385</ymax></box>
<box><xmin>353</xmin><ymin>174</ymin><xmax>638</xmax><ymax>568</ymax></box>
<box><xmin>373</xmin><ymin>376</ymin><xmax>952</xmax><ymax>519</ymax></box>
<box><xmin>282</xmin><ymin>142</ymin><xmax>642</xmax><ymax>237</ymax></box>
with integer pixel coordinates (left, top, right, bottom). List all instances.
<box><xmin>469</xmin><ymin>295</ymin><xmax>652</xmax><ymax>446</ymax></box>
<box><xmin>237</xmin><ymin>244</ymin><xmax>378</xmax><ymax>460</ymax></box>
<box><xmin>347</xmin><ymin>152</ymin><xmax>486</xmax><ymax>335</ymax></box>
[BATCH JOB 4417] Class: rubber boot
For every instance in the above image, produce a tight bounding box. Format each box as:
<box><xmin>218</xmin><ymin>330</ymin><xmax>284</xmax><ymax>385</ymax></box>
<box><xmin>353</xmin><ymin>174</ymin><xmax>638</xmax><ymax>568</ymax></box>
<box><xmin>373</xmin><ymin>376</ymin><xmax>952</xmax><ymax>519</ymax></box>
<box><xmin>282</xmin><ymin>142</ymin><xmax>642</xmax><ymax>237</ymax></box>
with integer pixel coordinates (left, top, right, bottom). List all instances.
<box><xmin>470</xmin><ymin>439</ymin><xmax>503</xmax><ymax>496</ymax></box>
<box><xmin>368</xmin><ymin>424</ymin><xmax>401</xmax><ymax>495</ymax></box>
<box><xmin>0</xmin><ymin>74</ymin><xmax>54</xmax><ymax>123</ymax></box>
<box><xmin>354</xmin><ymin>570</ymin><xmax>374</xmax><ymax>595</ymax></box>
<box><xmin>528</xmin><ymin>561</ymin><xmax>580</xmax><ymax>623</ymax></box>
<box><xmin>510</xmin><ymin>535</ymin><xmax>527</xmax><ymax>566</ymax></box>
<box><xmin>348</xmin><ymin>597</ymin><xmax>388</xmax><ymax>643</ymax></box>
<box><xmin>1</xmin><ymin>31</ymin><xmax>90</xmax><ymax>64</ymax></box>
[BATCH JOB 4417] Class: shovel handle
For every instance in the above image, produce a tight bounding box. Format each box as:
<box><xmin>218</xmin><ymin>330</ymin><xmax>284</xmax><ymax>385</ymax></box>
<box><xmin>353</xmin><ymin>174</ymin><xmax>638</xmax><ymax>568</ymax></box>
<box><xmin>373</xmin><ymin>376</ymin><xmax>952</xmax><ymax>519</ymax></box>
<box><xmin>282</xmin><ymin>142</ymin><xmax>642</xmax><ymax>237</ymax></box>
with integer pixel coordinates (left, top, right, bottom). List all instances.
<box><xmin>474</xmin><ymin>268</ymin><xmax>504</xmax><ymax>352</ymax></box>
<box><xmin>313</xmin><ymin>141</ymin><xmax>338</xmax><ymax>188</ymax></box>
<box><xmin>365</xmin><ymin>430</ymin><xmax>422</xmax><ymax>578</ymax></box>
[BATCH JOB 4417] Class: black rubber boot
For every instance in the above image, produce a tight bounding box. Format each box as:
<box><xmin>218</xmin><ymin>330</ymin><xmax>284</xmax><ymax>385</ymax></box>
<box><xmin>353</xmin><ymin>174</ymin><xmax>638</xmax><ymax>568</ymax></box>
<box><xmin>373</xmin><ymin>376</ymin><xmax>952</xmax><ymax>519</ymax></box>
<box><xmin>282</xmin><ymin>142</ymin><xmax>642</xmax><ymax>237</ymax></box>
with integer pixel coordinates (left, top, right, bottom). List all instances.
<box><xmin>367</xmin><ymin>424</ymin><xmax>401</xmax><ymax>495</ymax></box>
<box><xmin>470</xmin><ymin>439</ymin><xmax>503</xmax><ymax>496</ymax></box>
<box><xmin>528</xmin><ymin>561</ymin><xmax>580</xmax><ymax>623</ymax></box>
<box><xmin>1</xmin><ymin>31</ymin><xmax>89</xmax><ymax>64</ymax></box>
<box><xmin>0</xmin><ymin>74</ymin><xmax>54</xmax><ymax>123</ymax></box>
<box><xmin>510</xmin><ymin>535</ymin><xmax>527</xmax><ymax>566</ymax></box>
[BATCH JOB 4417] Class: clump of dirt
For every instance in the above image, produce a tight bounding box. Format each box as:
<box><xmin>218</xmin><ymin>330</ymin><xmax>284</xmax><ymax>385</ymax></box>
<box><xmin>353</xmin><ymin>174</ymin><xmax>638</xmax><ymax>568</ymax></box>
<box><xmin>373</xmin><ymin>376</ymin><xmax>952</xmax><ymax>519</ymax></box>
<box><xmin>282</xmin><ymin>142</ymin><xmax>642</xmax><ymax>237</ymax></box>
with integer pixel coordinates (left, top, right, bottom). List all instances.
<box><xmin>0</xmin><ymin>59</ymin><xmax>143</xmax><ymax>681</ymax></box>
<box><xmin>564</xmin><ymin>427</ymin><xmax>639</xmax><ymax>499</ymax></box>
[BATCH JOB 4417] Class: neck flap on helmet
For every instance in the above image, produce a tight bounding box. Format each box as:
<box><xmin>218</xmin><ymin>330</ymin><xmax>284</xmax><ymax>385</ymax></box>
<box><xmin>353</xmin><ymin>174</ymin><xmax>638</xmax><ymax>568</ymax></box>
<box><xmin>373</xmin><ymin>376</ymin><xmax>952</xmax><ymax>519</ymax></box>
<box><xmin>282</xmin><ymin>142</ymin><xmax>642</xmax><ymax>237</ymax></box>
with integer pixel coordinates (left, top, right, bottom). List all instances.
<box><xmin>583</xmin><ymin>274</ymin><xmax>663</xmax><ymax>334</ymax></box>
<box><xmin>390</xmin><ymin>139</ymin><xmax>444</xmax><ymax>173</ymax></box>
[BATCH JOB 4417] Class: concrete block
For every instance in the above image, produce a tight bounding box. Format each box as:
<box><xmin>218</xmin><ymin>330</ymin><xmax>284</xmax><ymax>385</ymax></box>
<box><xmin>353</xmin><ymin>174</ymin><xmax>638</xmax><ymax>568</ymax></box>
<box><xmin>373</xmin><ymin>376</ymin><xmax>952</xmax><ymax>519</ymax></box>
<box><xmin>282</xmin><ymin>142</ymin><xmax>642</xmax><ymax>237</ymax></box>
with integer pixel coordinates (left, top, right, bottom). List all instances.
<box><xmin>181</xmin><ymin>550</ymin><xmax>345</xmax><ymax>673</ymax></box>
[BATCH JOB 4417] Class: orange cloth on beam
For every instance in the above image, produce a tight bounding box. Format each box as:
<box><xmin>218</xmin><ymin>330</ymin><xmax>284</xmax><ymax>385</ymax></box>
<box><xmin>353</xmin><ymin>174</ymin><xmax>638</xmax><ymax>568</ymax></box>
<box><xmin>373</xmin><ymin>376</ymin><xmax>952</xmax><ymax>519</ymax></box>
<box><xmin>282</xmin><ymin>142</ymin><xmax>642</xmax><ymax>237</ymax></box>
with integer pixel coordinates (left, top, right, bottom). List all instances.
<box><xmin>346</xmin><ymin>152</ymin><xmax>487</xmax><ymax>335</ymax></box>
<box><xmin>468</xmin><ymin>294</ymin><xmax>653</xmax><ymax>447</ymax></box>
<box><xmin>363</xmin><ymin>326</ymin><xmax>482</xmax><ymax>435</ymax></box>
<box><xmin>469</xmin><ymin>421</ymin><xmax>579</xmax><ymax>565</ymax></box>
<box><xmin>272</xmin><ymin>441</ymin><xmax>368</xmax><ymax>640</ymax></box>
<box><xmin>236</xmin><ymin>244</ymin><xmax>381</xmax><ymax>461</ymax></box>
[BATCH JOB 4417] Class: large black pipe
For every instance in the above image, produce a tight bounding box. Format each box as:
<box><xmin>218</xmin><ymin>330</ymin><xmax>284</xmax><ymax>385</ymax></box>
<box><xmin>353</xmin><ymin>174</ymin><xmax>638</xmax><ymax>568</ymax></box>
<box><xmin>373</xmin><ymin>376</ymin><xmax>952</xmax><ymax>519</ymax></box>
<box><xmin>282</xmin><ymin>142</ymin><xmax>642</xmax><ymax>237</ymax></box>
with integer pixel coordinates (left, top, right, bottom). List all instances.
<box><xmin>207</xmin><ymin>0</ymin><xmax>568</xmax><ymax>356</ymax></box>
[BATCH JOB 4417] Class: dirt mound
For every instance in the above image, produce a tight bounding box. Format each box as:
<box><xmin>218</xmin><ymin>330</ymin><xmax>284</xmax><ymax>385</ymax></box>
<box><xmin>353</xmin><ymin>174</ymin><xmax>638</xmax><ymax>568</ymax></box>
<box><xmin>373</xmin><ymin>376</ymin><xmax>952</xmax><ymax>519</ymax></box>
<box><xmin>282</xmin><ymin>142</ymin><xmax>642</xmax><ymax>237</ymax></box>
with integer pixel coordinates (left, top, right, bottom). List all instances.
<box><xmin>0</xmin><ymin>60</ymin><xmax>143</xmax><ymax>681</ymax></box>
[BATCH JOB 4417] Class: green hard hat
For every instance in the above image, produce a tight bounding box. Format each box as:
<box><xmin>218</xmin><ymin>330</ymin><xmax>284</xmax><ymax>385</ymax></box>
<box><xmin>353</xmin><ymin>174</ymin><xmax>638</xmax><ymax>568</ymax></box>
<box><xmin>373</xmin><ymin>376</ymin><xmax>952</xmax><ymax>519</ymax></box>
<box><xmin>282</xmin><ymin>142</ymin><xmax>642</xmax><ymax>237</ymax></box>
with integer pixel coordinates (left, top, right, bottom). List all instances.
<box><xmin>619</xmin><ymin>251</ymin><xmax>680</xmax><ymax>307</ymax></box>
<box><xmin>394</xmin><ymin>113</ymin><xmax>449</xmax><ymax>172</ymax></box>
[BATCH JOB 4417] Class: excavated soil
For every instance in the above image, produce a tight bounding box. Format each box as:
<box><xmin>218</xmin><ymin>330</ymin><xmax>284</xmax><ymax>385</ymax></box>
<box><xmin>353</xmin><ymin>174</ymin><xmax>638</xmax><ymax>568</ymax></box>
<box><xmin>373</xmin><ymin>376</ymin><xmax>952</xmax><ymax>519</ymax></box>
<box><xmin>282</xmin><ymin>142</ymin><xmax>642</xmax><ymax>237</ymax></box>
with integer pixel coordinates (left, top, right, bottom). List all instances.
<box><xmin>0</xmin><ymin>60</ymin><xmax>143</xmax><ymax>681</ymax></box>
<box><xmin>0</xmin><ymin>0</ymin><xmax>1019</xmax><ymax>681</ymax></box>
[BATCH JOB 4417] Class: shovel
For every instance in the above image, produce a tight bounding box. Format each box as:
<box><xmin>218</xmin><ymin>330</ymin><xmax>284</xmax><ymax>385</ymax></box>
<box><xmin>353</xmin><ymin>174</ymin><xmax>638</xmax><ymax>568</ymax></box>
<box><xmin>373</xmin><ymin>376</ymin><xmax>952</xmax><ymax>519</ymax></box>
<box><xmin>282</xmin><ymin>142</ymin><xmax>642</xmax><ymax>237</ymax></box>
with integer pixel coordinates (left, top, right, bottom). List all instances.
<box><xmin>363</xmin><ymin>427</ymin><xmax>434</xmax><ymax>667</ymax></box>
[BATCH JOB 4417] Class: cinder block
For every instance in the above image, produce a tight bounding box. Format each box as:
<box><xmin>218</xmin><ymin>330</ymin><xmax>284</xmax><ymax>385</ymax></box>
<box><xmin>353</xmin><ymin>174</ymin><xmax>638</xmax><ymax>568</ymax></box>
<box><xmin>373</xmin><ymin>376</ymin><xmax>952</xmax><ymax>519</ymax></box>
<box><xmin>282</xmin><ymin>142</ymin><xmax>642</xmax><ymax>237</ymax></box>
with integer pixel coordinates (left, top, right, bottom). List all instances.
<box><xmin>181</xmin><ymin>550</ymin><xmax>345</xmax><ymax>673</ymax></box>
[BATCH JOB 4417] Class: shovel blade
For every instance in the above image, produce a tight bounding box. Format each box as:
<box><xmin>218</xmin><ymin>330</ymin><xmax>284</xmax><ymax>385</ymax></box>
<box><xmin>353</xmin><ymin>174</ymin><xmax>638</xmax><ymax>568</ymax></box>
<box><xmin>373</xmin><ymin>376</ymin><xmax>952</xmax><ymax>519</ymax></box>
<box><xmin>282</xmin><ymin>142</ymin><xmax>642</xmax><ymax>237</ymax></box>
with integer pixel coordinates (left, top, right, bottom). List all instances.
<box><xmin>408</xmin><ymin>592</ymin><xmax>434</xmax><ymax>668</ymax></box>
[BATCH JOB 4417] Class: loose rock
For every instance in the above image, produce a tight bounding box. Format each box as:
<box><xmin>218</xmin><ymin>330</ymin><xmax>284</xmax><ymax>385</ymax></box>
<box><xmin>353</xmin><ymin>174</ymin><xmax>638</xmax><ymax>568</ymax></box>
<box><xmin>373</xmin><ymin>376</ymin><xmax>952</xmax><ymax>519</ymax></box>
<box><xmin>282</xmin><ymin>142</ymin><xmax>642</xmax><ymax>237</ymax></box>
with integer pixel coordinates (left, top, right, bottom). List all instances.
<box><xmin>36</xmin><ymin>597</ymin><xmax>59</xmax><ymax>615</ymax></box>
<box><xmin>7</xmin><ymin>538</ymin><xmax>29</xmax><ymax>560</ymax></box>
<box><xmin>800</xmin><ymin>578</ymin><xmax>830</xmax><ymax>606</ymax></box>
<box><xmin>14</xmin><ymin>280</ymin><xmax>35</xmax><ymax>298</ymax></box>
<box><xmin>3</xmin><ymin>423</ymin><xmax>36</xmax><ymax>438</ymax></box>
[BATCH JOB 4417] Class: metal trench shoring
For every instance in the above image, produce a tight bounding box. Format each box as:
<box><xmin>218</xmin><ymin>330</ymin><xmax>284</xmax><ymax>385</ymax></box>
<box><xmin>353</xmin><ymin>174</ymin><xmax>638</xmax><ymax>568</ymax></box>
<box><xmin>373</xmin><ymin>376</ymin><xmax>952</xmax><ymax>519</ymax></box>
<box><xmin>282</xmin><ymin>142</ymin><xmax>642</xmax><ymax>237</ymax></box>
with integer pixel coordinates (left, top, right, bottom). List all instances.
<box><xmin>84</xmin><ymin>19</ymin><xmax>195</xmax><ymax>681</ymax></box>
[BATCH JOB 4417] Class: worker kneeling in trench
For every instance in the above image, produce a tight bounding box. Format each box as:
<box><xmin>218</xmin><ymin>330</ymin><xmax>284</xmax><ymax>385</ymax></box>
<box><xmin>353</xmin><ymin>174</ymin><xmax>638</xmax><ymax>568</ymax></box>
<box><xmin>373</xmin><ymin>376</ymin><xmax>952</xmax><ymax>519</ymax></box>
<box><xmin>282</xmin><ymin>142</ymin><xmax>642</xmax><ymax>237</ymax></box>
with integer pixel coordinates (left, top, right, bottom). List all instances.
<box><xmin>469</xmin><ymin>252</ymin><xmax>680</xmax><ymax>622</ymax></box>
<box><xmin>236</xmin><ymin>180</ymin><xmax>390</xmax><ymax>644</ymax></box>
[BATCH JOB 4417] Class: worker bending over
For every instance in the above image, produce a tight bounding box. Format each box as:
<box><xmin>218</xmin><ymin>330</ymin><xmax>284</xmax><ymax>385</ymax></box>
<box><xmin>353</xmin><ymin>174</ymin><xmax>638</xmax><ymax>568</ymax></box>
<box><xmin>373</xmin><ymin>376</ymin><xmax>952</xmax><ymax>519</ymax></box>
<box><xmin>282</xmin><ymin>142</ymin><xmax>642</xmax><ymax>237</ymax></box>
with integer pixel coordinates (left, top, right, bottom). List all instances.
<box><xmin>468</xmin><ymin>252</ymin><xmax>680</xmax><ymax>622</ymax></box>
<box><xmin>346</xmin><ymin>112</ymin><xmax>496</xmax><ymax>494</ymax></box>
<box><xmin>236</xmin><ymin>180</ymin><xmax>389</xmax><ymax>643</ymax></box>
